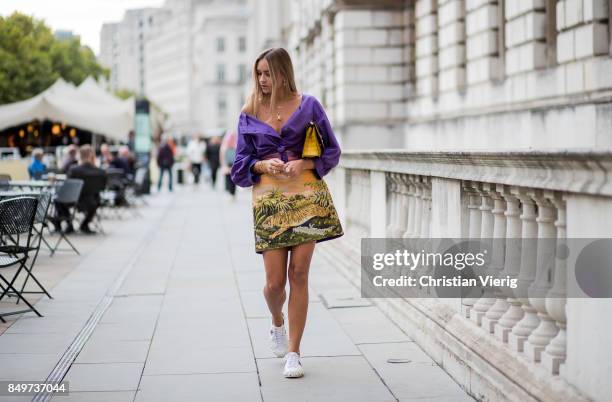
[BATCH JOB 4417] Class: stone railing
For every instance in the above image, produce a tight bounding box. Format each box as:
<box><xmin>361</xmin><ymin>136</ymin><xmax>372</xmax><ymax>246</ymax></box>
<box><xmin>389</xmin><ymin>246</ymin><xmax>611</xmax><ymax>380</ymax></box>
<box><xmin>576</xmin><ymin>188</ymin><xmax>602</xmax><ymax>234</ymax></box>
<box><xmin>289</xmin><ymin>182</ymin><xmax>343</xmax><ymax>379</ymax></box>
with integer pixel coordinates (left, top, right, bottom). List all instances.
<box><xmin>321</xmin><ymin>150</ymin><xmax>612</xmax><ymax>402</ymax></box>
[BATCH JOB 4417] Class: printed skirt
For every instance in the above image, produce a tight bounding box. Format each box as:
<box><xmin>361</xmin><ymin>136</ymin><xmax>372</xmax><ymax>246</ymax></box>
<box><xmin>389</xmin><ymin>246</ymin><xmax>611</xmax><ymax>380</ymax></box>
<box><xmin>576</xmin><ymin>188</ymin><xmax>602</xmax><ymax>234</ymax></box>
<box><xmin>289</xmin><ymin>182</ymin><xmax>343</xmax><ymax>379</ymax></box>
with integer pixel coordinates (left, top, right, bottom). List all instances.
<box><xmin>252</xmin><ymin>169</ymin><xmax>344</xmax><ymax>254</ymax></box>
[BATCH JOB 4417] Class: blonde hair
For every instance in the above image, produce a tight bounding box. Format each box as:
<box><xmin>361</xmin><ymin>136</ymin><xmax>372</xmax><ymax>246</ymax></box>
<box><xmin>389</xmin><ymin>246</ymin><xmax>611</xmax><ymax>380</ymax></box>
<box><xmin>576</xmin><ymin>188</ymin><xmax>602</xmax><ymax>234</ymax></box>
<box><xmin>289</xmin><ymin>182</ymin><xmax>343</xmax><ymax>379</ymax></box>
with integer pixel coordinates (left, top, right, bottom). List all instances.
<box><xmin>244</xmin><ymin>48</ymin><xmax>299</xmax><ymax>118</ymax></box>
<box><xmin>79</xmin><ymin>144</ymin><xmax>94</xmax><ymax>163</ymax></box>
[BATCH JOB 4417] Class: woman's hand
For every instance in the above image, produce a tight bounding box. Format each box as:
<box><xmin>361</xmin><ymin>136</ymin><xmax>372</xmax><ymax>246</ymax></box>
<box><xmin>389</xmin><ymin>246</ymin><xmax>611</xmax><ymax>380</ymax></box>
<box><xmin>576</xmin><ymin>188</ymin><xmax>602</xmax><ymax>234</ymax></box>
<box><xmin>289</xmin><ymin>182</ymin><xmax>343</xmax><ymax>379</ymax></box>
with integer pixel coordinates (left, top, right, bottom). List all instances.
<box><xmin>284</xmin><ymin>159</ymin><xmax>314</xmax><ymax>178</ymax></box>
<box><xmin>264</xmin><ymin>158</ymin><xmax>286</xmax><ymax>176</ymax></box>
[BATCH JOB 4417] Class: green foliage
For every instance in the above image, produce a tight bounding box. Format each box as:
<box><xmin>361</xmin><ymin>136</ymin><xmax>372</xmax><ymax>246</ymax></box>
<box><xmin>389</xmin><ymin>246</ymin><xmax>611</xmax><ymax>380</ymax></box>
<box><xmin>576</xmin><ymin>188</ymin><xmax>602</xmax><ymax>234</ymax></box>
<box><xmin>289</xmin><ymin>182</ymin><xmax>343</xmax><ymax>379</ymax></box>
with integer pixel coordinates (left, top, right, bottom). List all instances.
<box><xmin>0</xmin><ymin>12</ymin><xmax>109</xmax><ymax>105</ymax></box>
<box><xmin>114</xmin><ymin>88</ymin><xmax>137</xmax><ymax>100</ymax></box>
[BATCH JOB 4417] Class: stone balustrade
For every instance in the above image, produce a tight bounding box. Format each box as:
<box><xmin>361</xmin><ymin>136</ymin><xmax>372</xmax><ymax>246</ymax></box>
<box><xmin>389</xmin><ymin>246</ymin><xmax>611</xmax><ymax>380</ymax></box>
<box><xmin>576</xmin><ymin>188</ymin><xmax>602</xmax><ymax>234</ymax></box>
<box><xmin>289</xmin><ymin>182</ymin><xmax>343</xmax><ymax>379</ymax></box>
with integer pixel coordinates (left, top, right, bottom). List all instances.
<box><xmin>321</xmin><ymin>150</ymin><xmax>612</xmax><ymax>402</ymax></box>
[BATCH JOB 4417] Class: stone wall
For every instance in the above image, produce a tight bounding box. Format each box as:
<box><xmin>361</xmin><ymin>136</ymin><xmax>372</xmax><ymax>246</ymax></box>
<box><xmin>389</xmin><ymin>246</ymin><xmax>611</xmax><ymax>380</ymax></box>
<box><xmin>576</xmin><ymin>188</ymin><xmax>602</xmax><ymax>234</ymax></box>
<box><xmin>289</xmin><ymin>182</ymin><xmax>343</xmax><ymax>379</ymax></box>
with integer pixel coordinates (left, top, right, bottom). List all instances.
<box><xmin>285</xmin><ymin>0</ymin><xmax>612</xmax><ymax>151</ymax></box>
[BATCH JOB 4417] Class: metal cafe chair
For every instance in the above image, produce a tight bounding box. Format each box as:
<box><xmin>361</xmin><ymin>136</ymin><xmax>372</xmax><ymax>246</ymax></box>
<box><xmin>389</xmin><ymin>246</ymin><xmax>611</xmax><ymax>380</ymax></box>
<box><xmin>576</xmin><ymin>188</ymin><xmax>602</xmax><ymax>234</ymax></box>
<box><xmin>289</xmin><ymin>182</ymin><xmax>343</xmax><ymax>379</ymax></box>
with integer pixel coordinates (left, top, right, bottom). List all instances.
<box><xmin>15</xmin><ymin>190</ymin><xmax>54</xmax><ymax>301</ymax></box>
<box><xmin>126</xmin><ymin>167</ymin><xmax>149</xmax><ymax>207</ymax></box>
<box><xmin>49</xmin><ymin>178</ymin><xmax>84</xmax><ymax>256</ymax></box>
<box><xmin>100</xmin><ymin>169</ymin><xmax>128</xmax><ymax>219</ymax></box>
<box><xmin>0</xmin><ymin>174</ymin><xmax>10</xmax><ymax>190</ymax></box>
<box><xmin>0</xmin><ymin>196</ymin><xmax>43</xmax><ymax>322</ymax></box>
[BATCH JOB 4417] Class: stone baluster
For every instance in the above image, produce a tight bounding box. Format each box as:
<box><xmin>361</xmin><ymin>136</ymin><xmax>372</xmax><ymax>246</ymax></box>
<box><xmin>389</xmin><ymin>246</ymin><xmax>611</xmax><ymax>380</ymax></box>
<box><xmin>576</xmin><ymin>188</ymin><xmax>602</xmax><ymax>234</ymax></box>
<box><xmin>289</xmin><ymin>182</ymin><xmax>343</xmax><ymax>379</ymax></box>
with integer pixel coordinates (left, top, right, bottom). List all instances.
<box><xmin>495</xmin><ymin>187</ymin><xmax>524</xmax><ymax>343</ymax></box>
<box><xmin>542</xmin><ymin>194</ymin><xmax>567</xmax><ymax>375</ymax></box>
<box><xmin>482</xmin><ymin>184</ymin><xmax>508</xmax><ymax>333</ymax></box>
<box><xmin>347</xmin><ymin>170</ymin><xmax>361</xmax><ymax>239</ymax></box>
<box><xmin>461</xmin><ymin>188</ymin><xmax>470</xmax><ymax>238</ymax></box>
<box><xmin>345</xmin><ymin>170</ymin><xmax>356</xmax><ymax>233</ymax></box>
<box><xmin>395</xmin><ymin>174</ymin><xmax>409</xmax><ymax>237</ymax></box>
<box><xmin>402</xmin><ymin>175</ymin><xmax>417</xmax><ymax>238</ymax></box>
<box><xmin>355</xmin><ymin>170</ymin><xmax>364</xmax><ymax>237</ymax></box>
<box><xmin>471</xmin><ymin>183</ymin><xmax>496</xmax><ymax>326</ymax></box>
<box><xmin>525</xmin><ymin>191</ymin><xmax>559</xmax><ymax>362</ymax></box>
<box><xmin>361</xmin><ymin>170</ymin><xmax>371</xmax><ymax>237</ymax></box>
<box><xmin>461</xmin><ymin>181</ymin><xmax>482</xmax><ymax>318</ymax></box>
<box><xmin>386</xmin><ymin>173</ymin><xmax>398</xmax><ymax>236</ymax></box>
<box><xmin>420</xmin><ymin>177</ymin><xmax>432</xmax><ymax>239</ymax></box>
<box><xmin>412</xmin><ymin>177</ymin><xmax>424</xmax><ymax>240</ymax></box>
<box><xmin>509</xmin><ymin>189</ymin><xmax>540</xmax><ymax>353</ymax></box>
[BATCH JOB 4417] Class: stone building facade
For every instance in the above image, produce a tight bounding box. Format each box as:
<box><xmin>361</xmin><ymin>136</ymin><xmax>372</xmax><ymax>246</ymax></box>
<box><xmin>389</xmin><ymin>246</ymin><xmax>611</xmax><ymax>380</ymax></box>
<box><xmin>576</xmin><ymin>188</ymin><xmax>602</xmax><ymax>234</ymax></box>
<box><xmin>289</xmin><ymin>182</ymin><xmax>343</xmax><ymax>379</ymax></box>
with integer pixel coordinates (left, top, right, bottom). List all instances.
<box><xmin>99</xmin><ymin>8</ymin><xmax>158</xmax><ymax>95</ymax></box>
<box><xmin>273</xmin><ymin>0</ymin><xmax>612</xmax><ymax>153</ymax></box>
<box><xmin>101</xmin><ymin>0</ymin><xmax>249</xmax><ymax>135</ymax></box>
<box><xmin>250</xmin><ymin>1</ymin><xmax>612</xmax><ymax>401</ymax></box>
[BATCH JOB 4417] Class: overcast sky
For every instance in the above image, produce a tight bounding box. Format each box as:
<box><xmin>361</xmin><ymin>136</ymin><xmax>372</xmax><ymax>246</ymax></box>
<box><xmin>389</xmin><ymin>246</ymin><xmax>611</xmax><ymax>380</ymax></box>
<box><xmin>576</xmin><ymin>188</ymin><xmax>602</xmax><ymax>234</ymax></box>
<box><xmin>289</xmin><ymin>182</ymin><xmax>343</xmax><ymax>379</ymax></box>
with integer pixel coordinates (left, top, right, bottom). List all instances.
<box><xmin>0</xmin><ymin>0</ymin><xmax>166</xmax><ymax>55</ymax></box>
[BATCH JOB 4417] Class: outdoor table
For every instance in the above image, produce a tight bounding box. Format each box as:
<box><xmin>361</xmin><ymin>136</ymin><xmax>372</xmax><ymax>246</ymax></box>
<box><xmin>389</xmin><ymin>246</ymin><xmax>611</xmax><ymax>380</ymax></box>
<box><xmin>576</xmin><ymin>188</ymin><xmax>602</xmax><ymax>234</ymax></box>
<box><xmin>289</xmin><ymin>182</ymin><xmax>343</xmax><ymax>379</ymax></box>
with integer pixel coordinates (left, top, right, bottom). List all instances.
<box><xmin>8</xmin><ymin>181</ymin><xmax>60</xmax><ymax>191</ymax></box>
<box><xmin>0</xmin><ymin>191</ymin><xmax>40</xmax><ymax>200</ymax></box>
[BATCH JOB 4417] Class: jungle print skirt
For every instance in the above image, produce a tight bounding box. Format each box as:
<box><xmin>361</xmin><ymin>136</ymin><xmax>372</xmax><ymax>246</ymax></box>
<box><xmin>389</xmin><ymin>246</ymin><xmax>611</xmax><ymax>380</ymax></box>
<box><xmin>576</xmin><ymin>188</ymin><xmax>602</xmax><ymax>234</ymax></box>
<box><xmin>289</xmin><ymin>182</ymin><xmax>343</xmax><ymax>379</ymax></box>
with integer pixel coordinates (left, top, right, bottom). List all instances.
<box><xmin>252</xmin><ymin>169</ymin><xmax>344</xmax><ymax>254</ymax></box>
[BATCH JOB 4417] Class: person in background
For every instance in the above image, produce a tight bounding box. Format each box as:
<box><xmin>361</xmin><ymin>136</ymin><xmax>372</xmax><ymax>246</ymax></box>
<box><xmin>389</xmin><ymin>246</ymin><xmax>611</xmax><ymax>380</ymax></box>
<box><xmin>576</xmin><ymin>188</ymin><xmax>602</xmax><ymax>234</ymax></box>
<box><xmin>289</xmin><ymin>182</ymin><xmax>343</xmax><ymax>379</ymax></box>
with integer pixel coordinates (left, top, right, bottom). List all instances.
<box><xmin>28</xmin><ymin>148</ymin><xmax>47</xmax><ymax>180</ymax></box>
<box><xmin>67</xmin><ymin>145</ymin><xmax>108</xmax><ymax>234</ymax></box>
<box><xmin>99</xmin><ymin>143</ymin><xmax>113</xmax><ymax>169</ymax></box>
<box><xmin>127</xmin><ymin>130</ymin><xmax>135</xmax><ymax>153</ymax></box>
<box><xmin>157</xmin><ymin>136</ymin><xmax>175</xmax><ymax>192</ymax></box>
<box><xmin>167</xmin><ymin>136</ymin><xmax>177</xmax><ymax>155</ymax></box>
<box><xmin>61</xmin><ymin>145</ymin><xmax>78</xmax><ymax>173</ymax></box>
<box><xmin>187</xmin><ymin>135</ymin><xmax>206</xmax><ymax>185</ymax></box>
<box><xmin>205</xmin><ymin>136</ymin><xmax>222</xmax><ymax>188</ymax></box>
<box><xmin>117</xmin><ymin>146</ymin><xmax>136</xmax><ymax>177</ymax></box>
<box><xmin>108</xmin><ymin>148</ymin><xmax>129</xmax><ymax>174</ymax></box>
<box><xmin>220</xmin><ymin>130</ymin><xmax>237</xmax><ymax>200</ymax></box>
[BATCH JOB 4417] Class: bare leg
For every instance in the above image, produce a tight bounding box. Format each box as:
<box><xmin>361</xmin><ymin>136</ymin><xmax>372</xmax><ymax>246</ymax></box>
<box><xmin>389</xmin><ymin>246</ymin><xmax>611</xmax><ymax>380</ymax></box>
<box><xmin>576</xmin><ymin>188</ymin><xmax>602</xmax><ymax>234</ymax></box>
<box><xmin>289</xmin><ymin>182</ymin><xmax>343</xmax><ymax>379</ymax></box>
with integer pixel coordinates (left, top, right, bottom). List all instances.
<box><xmin>287</xmin><ymin>241</ymin><xmax>316</xmax><ymax>354</ymax></box>
<box><xmin>263</xmin><ymin>247</ymin><xmax>289</xmax><ymax>327</ymax></box>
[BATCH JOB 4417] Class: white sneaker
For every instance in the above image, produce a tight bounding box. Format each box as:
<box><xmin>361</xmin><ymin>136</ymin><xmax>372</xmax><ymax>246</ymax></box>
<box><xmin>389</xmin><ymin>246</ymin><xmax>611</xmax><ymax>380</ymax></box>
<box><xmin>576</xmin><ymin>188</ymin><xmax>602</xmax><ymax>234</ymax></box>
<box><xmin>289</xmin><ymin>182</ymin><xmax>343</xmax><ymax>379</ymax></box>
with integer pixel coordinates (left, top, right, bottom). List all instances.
<box><xmin>269</xmin><ymin>314</ymin><xmax>288</xmax><ymax>358</ymax></box>
<box><xmin>283</xmin><ymin>352</ymin><xmax>304</xmax><ymax>378</ymax></box>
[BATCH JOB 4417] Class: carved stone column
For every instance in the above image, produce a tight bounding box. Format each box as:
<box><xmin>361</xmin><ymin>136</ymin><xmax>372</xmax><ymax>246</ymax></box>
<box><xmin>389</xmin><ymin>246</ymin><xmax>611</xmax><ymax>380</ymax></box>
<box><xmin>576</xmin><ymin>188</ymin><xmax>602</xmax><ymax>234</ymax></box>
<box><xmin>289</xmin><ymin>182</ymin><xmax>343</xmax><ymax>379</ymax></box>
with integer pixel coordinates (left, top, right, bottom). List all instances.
<box><xmin>471</xmin><ymin>183</ymin><xmax>496</xmax><ymax>326</ymax></box>
<box><xmin>525</xmin><ymin>190</ymin><xmax>558</xmax><ymax>362</ymax></box>
<box><xmin>402</xmin><ymin>175</ymin><xmax>417</xmax><ymax>238</ymax></box>
<box><xmin>420</xmin><ymin>177</ymin><xmax>432</xmax><ymax>239</ymax></box>
<box><xmin>395</xmin><ymin>174</ymin><xmax>409</xmax><ymax>237</ymax></box>
<box><xmin>495</xmin><ymin>186</ymin><xmax>524</xmax><ymax>343</ymax></box>
<box><xmin>509</xmin><ymin>189</ymin><xmax>540</xmax><ymax>353</ymax></box>
<box><xmin>462</xmin><ymin>181</ymin><xmax>482</xmax><ymax>318</ymax></box>
<box><xmin>542</xmin><ymin>194</ymin><xmax>567</xmax><ymax>374</ymax></box>
<box><xmin>482</xmin><ymin>184</ymin><xmax>508</xmax><ymax>333</ymax></box>
<box><xmin>412</xmin><ymin>177</ymin><xmax>423</xmax><ymax>239</ymax></box>
<box><xmin>386</xmin><ymin>173</ymin><xmax>399</xmax><ymax>236</ymax></box>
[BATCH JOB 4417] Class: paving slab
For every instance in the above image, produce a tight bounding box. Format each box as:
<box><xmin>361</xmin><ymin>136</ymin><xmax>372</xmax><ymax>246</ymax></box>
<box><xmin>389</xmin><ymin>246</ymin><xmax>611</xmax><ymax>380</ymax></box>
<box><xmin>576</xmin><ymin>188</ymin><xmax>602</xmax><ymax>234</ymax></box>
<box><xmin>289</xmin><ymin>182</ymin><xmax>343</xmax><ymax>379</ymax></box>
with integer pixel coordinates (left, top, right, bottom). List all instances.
<box><xmin>63</xmin><ymin>362</ymin><xmax>144</xmax><ymax>392</ymax></box>
<box><xmin>329</xmin><ymin>306</ymin><xmax>412</xmax><ymax>344</ymax></box>
<box><xmin>257</xmin><ymin>356</ymin><xmax>396</xmax><ymax>402</ymax></box>
<box><xmin>136</xmin><ymin>372</ymin><xmax>261</xmax><ymax>402</ymax></box>
<box><xmin>75</xmin><ymin>339</ymin><xmax>150</xmax><ymax>364</ymax></box>
<box><xmin>358</xmin><ymin>342</ymin><xmax>474</xmax><ymax>401</ymax></box>
<box><xmin>58</xmin><ymin>391</ymin><xmax>136</xmax><ymax>402</ymax></box>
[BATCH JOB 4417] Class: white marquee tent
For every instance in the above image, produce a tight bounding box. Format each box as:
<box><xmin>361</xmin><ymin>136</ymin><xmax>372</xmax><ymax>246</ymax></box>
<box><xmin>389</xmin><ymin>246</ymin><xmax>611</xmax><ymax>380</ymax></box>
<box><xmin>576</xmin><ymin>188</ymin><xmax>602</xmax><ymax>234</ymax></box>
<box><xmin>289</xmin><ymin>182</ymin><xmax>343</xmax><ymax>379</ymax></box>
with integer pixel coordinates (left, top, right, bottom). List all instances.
<box><xmin>0</xmin><ymin>77</ymin><xmax>134</xmax><ymax>140</ymax></box>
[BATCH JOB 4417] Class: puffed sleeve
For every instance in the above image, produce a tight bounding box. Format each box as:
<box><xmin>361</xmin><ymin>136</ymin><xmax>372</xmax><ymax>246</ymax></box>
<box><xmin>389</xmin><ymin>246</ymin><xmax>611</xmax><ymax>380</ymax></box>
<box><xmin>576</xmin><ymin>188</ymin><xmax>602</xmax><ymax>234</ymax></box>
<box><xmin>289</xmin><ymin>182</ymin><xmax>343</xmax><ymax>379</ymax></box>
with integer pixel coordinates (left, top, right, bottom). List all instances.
<box><xmin>230</xmin><ymin>124</ymin><xmax>260</xmax><ymax>188</ymax></box>
<box><xmin>311</xmin><ymin>98</ymin><xmax>341</xmax><ymax>179</ymax></box>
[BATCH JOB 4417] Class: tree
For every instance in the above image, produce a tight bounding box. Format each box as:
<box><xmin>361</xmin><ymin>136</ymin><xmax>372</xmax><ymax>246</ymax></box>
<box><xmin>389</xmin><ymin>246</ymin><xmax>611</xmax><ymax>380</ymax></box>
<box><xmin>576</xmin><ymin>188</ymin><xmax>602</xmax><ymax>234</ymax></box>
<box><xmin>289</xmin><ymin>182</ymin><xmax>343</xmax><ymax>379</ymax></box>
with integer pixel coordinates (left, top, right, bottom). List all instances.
<box><xmin>114</xmin><ymin>88</ymin><xmax>137</xmax><ymax>100</ymax></box>
<box><xmin>0</xmin><ymin>12</ymin><xmax>109</xmax><ymax>105</ymax></box>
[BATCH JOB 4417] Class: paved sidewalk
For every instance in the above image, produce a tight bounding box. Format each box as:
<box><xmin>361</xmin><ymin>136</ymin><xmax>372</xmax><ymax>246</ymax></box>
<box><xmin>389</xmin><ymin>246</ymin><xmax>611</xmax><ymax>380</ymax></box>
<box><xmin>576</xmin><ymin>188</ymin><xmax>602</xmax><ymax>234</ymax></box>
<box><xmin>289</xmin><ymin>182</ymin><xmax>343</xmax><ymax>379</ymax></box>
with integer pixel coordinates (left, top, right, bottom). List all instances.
<box><xmin>0</xmin><ymin>186</ymin><xmax>473</xmax><ymax>402</ymax></box>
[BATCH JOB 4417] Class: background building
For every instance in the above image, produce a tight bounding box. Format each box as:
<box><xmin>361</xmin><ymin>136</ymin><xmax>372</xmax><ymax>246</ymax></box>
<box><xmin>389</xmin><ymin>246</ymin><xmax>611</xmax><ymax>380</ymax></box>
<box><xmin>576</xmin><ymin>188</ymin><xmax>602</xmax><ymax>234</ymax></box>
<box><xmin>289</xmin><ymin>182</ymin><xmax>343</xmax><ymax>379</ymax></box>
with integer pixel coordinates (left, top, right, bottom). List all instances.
<box><xmin>54</xmin><ymin>29</ymin><xmax>77</xmax><ymax>41</ymax></box>
<box><xmin>192</xmin><ymin>0</ymin><xmax>249</xmax><ymax>133</ymax></box>
<box><xmin>100</xmin><ymin>0</ymin><xmax>249</xmax><ymax>136</ymax></box>
<box><xmin>99</xmin><ymin>8</ymin><xmax>157</xmax><ymax>96</ymax></box>
<box><xmin>143</xmin><ymin>0</ymin><xmax>194</xmax><ymax>134</ymax></box>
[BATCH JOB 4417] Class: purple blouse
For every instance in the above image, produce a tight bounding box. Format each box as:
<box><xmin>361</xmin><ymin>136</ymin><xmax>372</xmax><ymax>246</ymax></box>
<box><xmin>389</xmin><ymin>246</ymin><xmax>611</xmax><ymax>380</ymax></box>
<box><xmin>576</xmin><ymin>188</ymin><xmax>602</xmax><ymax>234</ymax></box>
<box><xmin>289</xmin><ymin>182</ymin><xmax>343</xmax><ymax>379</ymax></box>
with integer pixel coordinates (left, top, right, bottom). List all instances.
<box><xmin>230</xmin><ymin>94</ymin><xmax>341</xmax><ymax>188</ymax></box>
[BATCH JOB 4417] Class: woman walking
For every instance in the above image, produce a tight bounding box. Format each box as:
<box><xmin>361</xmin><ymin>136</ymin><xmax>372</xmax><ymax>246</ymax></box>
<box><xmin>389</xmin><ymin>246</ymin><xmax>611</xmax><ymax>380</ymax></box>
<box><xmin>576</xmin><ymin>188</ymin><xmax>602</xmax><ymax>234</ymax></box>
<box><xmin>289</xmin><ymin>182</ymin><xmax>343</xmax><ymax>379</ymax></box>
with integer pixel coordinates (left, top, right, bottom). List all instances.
<box><xmin>231</xmin><ymin>48</ymin><xmax>343</xmax><ymax>378</ymax></box>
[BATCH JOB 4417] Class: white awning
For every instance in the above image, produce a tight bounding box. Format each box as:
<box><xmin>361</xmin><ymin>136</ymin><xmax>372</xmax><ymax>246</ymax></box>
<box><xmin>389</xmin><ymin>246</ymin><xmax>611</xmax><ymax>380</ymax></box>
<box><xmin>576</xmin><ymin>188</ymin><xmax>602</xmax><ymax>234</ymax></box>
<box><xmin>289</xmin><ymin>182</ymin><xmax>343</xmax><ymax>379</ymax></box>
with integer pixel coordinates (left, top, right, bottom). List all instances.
<box><xmin>0</xmin><ymin>77</ymin><xmax>134</xmax><ymax>140</ymax></box>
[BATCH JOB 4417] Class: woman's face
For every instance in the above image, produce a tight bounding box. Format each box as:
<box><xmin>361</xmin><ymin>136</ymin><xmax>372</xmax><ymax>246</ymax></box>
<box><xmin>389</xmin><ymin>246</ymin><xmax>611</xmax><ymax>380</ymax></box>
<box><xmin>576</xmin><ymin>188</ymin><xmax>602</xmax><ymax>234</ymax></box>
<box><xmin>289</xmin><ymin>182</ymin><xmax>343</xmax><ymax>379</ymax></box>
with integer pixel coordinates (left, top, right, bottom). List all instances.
<box><xmin>256</xmin><ymin>58</ymin><xmax>280</xmax><ymax>96</ymax></box>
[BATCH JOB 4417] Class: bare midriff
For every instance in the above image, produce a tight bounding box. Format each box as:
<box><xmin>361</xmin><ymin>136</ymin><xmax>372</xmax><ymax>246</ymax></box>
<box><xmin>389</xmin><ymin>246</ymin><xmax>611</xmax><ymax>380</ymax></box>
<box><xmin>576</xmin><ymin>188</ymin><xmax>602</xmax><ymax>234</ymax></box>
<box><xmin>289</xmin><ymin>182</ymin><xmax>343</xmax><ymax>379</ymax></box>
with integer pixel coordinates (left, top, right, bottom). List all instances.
<box><xmin>261</xmin><ymin>151</ymin><xmax>301</xmax><ymax>162</ymax></box>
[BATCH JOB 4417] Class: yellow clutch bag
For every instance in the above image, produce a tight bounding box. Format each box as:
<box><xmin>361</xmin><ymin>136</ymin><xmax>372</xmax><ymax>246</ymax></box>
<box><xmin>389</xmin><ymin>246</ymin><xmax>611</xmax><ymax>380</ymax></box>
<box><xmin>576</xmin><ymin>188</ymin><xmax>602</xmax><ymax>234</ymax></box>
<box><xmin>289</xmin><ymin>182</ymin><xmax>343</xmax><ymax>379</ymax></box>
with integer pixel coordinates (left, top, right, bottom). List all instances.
<box><xmin>302</xmin><ymin>121</ymin><xmax>324</xmax><ymax>158</ymax></box>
